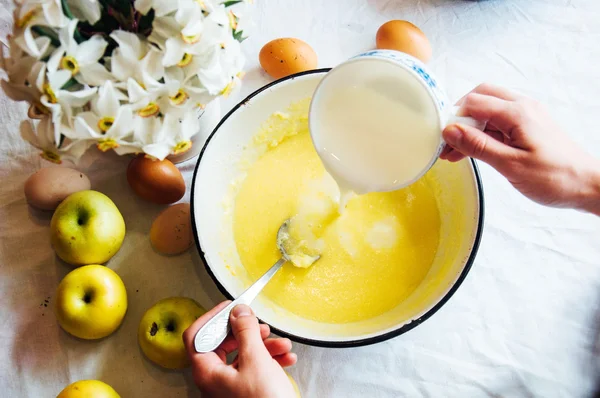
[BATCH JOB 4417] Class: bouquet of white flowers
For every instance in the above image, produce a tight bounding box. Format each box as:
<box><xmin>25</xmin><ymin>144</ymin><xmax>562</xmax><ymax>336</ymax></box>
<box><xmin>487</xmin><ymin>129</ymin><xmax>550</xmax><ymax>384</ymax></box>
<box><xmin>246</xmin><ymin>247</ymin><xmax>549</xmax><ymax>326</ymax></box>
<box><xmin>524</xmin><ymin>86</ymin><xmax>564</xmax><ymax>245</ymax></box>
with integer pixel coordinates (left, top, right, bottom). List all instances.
<box><xmin>0</xmin><ymin>0</ymin><xmax>250</xmax><ymax>164</ymax></box>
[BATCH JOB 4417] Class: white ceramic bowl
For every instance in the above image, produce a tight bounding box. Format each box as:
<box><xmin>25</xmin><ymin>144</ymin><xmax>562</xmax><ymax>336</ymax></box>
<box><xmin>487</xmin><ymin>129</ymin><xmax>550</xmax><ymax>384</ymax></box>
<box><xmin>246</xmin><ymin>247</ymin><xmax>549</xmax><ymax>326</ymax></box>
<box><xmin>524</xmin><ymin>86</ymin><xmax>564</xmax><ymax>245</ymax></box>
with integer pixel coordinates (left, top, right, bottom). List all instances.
<box><xmin>191</xmin><ymin>69</ymin><xmax>484</xmax><ymax>348</ymax></box>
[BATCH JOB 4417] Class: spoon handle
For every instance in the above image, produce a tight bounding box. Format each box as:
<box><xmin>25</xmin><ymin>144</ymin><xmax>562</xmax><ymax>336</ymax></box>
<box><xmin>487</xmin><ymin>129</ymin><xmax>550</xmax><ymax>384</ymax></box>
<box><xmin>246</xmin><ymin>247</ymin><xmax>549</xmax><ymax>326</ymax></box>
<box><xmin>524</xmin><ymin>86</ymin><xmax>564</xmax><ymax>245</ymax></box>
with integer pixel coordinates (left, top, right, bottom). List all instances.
<box><xmin>194</xmin><ymin>257</ymin><xmax>287</xmax><ymax>353</ymax></box>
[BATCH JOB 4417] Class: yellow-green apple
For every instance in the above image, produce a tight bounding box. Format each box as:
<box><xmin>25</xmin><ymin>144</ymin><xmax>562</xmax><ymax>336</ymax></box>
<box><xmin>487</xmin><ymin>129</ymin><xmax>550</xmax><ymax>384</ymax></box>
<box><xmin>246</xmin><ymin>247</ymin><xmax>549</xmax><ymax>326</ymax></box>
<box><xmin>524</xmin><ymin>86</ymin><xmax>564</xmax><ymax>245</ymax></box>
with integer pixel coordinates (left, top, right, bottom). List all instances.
<box><xmin>138</xmin><ymin>297</ymin><xmax>205</xmax><ymax>369</ymax></box>
<box><xmin>50</xmin><ymin>190</ymin><xmax>125</xmax><ymax>266</ymax></box>
<box><xmin>57</xmin><ymin>380</ymin><xmax>120</xmax><ymax>398</ymax></box>
<box><xmin>55</xmin><ymin>265</ymin><xmax>128</xmax><ymax>340</ymax></box>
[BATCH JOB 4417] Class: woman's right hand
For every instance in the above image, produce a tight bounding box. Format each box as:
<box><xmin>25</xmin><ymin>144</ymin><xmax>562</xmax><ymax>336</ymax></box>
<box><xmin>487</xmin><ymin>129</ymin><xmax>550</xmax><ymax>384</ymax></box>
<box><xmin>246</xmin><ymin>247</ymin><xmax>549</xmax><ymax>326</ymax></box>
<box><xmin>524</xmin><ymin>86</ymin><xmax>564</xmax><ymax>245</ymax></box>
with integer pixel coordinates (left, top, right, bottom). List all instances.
<box><xmin>441</xmin><ymin>83</ymin><xmax>600</xmax><ymax>216</ymax></box>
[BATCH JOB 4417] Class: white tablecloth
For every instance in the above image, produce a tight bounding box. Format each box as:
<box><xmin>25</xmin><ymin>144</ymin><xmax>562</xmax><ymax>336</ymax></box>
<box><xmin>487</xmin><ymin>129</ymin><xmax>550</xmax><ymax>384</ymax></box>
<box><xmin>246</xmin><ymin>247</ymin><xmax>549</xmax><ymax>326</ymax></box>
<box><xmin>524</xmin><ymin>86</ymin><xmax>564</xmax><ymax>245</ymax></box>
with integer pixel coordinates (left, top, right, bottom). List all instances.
<box><xmin>2</xmin><ymin>0</ymin><xmax>600</xmax><ymax>397</ymax></box>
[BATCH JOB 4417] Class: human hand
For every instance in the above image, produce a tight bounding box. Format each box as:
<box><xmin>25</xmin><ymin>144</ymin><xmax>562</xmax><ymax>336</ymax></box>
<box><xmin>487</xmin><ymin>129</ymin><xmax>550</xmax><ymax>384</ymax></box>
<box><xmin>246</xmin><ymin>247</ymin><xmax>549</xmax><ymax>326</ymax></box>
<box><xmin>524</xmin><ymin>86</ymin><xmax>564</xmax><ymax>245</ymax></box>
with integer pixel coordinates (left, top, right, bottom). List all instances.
<box><xmin>183</xmin><ymin>302</ymin><xmax>298</xmax><ymax>398</ymax></box>
<box><xmin>441</xmin><ymin>83</ymin><xmax>600</xmax><ymax>215</ymax></box>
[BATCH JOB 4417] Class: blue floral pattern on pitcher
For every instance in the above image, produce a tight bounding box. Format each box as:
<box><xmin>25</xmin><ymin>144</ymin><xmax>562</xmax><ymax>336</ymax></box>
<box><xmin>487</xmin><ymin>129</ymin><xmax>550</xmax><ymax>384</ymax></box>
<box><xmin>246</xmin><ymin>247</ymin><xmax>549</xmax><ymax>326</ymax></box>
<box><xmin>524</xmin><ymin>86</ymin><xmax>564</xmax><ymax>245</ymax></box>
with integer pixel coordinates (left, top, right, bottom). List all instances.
<box><xmin>351</xmin><ymin>50</ymin><xmax>447</xmax><ymax>111</ymax></box>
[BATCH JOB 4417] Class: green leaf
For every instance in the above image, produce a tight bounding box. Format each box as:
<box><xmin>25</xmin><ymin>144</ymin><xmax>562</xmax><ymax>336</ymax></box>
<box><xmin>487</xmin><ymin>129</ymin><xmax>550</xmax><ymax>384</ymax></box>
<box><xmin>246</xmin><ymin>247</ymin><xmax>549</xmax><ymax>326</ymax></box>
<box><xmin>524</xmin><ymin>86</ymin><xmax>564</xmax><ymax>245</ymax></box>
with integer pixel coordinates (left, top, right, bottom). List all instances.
<box><xmin>61</xmin><ymin>78</ymin><xmax>79</xmax><ymax>90</ymax></box>
<box><xmin>61</xmin><ymin>0</ymin><xmax>74</xmax><ymax>19</ymax></box>
<box><xmin>32</xmin><ymin>26</ymin><xmax>60</xmax><ymax>47</ymax></box>
<box><xmin>233</xmin><ymin>29</ymin><xmax>246</xmax><ymax>42</ymax></box>
<box><xmin>223</xmin><ymin>0</ymin><xmax>243</xmax><ymax>7</ymax></box>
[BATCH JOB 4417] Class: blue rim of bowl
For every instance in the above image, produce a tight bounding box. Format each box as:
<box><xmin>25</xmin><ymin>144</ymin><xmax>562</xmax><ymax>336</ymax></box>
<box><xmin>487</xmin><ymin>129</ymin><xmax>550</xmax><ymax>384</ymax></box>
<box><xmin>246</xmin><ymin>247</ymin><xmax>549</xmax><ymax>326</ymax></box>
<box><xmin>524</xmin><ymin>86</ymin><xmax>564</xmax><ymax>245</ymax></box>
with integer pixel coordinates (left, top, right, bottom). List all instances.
<box><xmin>190</xmin><ymin>68</ymin><xmax>485</xmax><ymax>348</ymax></box>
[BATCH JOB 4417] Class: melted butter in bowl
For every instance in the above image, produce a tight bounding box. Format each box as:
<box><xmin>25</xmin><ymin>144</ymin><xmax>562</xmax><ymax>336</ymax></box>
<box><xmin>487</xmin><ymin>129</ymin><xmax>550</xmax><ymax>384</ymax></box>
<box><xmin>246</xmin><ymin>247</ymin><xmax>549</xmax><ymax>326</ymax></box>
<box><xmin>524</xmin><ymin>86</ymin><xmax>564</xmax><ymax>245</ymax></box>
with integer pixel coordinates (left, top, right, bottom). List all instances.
<box><xmin>233</xmin><ymin>98</ymin><xmax>442</xmax><ymax>324</ymax></box>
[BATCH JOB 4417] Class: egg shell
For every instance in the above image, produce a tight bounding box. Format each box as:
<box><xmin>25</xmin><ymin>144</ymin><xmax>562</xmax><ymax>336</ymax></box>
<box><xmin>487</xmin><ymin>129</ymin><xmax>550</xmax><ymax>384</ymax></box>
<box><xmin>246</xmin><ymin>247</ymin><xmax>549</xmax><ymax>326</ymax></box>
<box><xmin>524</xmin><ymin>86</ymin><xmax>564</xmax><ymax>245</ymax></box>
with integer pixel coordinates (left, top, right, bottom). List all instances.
<box><xmin>127</xmin><ymin>155</ymin><xmax>185</xmax><ymax>205</ymax></box>
<box><xmin>150</xmin><ymin>203</ymin><xmax>192</xmax><ymax>255</ymax></box>
<box><xmin>259</xmin><ymin>38</ymin><xmax>318</xmax><ymax>79</ymax></box>
<box><xmin>376</xmin><ymin>20</ymin><xmax>432</xmax><ymax>63</ymax></box>
<box><xmin>24</xmin><ymin>167</ymin><xmax>91</xmax><ymax>211</ymax></box>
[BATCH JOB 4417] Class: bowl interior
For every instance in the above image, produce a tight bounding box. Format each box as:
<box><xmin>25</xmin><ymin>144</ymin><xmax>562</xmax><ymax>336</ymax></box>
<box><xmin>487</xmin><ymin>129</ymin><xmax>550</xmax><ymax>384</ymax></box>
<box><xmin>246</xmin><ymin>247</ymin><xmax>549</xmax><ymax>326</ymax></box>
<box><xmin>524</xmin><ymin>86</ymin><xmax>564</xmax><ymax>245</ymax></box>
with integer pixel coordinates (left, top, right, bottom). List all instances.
<box><xmin>191</xmin><ymin>70</ymin><xmax>482</xmax><ymax>345</ymax></box>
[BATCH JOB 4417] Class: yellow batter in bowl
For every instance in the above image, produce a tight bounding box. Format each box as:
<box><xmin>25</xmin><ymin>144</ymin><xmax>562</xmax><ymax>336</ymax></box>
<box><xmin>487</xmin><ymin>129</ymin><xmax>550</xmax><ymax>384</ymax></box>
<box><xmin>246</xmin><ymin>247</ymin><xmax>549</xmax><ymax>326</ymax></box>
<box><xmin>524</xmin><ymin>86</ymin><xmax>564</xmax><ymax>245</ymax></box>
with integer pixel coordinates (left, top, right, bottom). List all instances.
<box><xmin>233</xmin><ymin>99</ymin><xmax>441</xmax><ymax>324</ymax></box>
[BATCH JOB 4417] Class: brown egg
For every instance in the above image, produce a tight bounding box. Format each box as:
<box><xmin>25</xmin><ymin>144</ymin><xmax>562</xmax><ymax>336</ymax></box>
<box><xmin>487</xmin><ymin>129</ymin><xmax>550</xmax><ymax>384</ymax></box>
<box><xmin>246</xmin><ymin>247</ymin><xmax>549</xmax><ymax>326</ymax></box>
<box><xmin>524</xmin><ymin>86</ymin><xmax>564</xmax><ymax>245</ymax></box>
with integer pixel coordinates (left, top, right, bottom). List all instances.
<box><xmin>127</xmin><ymin>155</ymin><xmax>185</xmax><ymax>204</ymax></box>
<box><xmin>24</xmin><ymin>167</ymin><xmax>91</xmax><ymax>210</ymax></box>
<box><xmin>150</xmin><ymin>203</ymin><xmax>192</xmax><ymax>255</ymax></box>
<box><xmin>376</xmin><ymin>20</ymin><xmax>432</xmax><ymax>63</ymax></box>
<box><xmin>259</xmin><ymin>38</ymin><xmax>318</xmax><ymax>79</ymax></box>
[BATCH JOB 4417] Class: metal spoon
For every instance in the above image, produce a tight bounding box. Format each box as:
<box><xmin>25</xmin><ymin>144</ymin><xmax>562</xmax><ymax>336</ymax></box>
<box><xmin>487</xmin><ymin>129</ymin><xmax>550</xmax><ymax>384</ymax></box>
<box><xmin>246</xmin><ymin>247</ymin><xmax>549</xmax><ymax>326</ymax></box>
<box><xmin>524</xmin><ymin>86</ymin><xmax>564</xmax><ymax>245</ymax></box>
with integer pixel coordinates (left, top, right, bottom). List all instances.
<box><xmin>194</xmin><ymin>219</ymin><xmax>320</xmax><ymax>353</ymax></box>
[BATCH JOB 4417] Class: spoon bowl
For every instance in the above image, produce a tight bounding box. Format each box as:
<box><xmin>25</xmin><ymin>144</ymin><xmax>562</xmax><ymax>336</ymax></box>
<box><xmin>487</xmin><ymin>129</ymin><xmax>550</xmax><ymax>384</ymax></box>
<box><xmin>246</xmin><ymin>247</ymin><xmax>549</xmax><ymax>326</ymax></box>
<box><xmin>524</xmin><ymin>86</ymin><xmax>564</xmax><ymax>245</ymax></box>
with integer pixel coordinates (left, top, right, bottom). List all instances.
<box><xmin>194</xmin><ymin>219</ymin><xmax>319</xmax><ymax>353</ymax></box>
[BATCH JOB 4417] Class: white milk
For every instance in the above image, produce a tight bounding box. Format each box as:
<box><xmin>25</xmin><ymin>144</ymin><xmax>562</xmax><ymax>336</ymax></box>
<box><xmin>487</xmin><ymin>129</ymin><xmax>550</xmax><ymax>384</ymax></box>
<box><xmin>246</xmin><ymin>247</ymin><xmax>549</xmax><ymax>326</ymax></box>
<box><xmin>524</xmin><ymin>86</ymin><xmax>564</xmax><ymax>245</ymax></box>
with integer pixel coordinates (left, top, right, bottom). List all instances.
<box><xmin>310</xmin><ymin>59</ymin><xmax>441</xmax><ymax>198</ymax></box>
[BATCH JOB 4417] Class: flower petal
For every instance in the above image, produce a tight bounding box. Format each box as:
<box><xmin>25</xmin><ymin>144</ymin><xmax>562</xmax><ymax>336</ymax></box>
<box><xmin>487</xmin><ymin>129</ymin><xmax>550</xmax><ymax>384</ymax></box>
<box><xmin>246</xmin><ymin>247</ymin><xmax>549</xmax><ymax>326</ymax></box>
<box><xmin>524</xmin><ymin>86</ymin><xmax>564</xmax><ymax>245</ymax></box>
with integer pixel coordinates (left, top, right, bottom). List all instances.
<box><xmin>47</xmin><ymin>47</ymin><xmax>66</xmax><ymax>73</ymax></box>
<box><xmin>74</xmin><ymin>112</ymin><xmax>102</xmax><ymax>137</ymax></box>
<box><xmin>134</xmin><ymin>0</ymin><xmax>154</xmax><ymax>15</ymax></box>
<box><xmin>94</xmin><ymin>81</ymin><xmax>121</xmax><ymax>117</ymax></box>
<box><xmin>76</xmin><ymin>62</ymin><xmax>113</xmax><ymax>86</ymax></box>
<box><xmin>127</xmin><ymin>78</ymin><xmax>149</xmax><ymax>104</ymax></box>
<box><xmin>107</xmin><ymin>106</ymin><xmax>134</xmax><ymax>138</ymax></box>
<box><xmin>0</xmin><ymin>80</ymin><xmax>37</xmax><ymax>102</ymax></box>
<box><xmin>110</xmin><ymin>48</ymin><xmax>136</xmax><ymax>82</ymax></box>
<box><xmin>162</xmin><ymin>37</ymin><xmax>186</xmax><ymax>67</ymax></box>
<box><xmin>60</xmin><ymin>139</ymin><xmax>94</xmax><ymax>161</ymax></box>
<box><xmin>73</xmin><ymin>114</ymin><xmax>103</xmax><ymax>139</ymax></box>
<box><xmin>48</xmin><ymin>70</ymin><xmax>72</xmax><ymax>92</ymax></box>
<box><xmin>142</xmin><ymin>143</ymin><xmax>172</xmax><ymax>160</ymax></box>
<box><xmin>20</xmin><ymin>120</ymin><xmax>39</xmax><ymax>149</ymax></box>
<box><xmin>141</xmin><ymin>49</ymin><xmax>165</xmax><ymax>81</ymax></box>
<box><xmin>74</xmin><ymin>36</ymin><xmax>108</xmax><ymax>65</ymax></box>
<box><xmin>66</xmin><ymin>0</ymin><xmax>102</xmax><ymax>24</ymax></box>
<box><xmin>59</xmin><ymin>86</ymin><xmax>97</xmax><ymax>107</ymax></box>
<box><xmin>42</xmin><ymin>0</ymin><xmax>67</xmax><ymax>27</ymax></box>
<box><xmin>113</xmin><ymin>143</ymin><xmax>142</xmax><ymax>156</ymax></box>
<box><xmin>110</xmin><ymin>31</ymin><xmax>146</xmax><ymax>60</ymax></box>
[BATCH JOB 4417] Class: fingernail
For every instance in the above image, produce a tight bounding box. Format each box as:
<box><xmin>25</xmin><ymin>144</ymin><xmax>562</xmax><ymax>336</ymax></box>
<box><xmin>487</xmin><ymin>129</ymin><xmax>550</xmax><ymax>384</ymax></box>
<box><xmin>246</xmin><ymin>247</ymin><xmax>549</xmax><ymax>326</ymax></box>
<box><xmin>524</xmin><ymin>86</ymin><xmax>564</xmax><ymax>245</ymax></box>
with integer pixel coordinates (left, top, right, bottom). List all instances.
<box><xmin>443</xmin><ymin>125</ymin><xmax>463</xmax><ymax>146</ymax></box>
<box><xmin>231</xmin><ymin>304</ymin><xmax>252</xmax><ymax>318</ymax></box>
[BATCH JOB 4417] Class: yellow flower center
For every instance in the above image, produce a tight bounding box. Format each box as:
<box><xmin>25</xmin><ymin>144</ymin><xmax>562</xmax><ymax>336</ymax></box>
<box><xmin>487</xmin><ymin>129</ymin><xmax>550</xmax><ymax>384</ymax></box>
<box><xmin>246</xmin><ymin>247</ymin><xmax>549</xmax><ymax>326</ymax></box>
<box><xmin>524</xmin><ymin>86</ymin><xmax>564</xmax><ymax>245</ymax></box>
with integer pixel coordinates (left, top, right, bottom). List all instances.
<box><xmin>220</xmin><ymin>43</ymin><xmax>226</xmax><ymax>49</ymax></box>
<box><xmin>40</xmin><ymin>150</ymin><xmax>61</xmax><ymax>164</ymax></box>
<box><xmin>42</xmin><ymin>83</ymin><xmax>57</xmax><ymax>104</ymax></box>
<box><xmin>172</xmin><ymin>140</ymin><xmax>192</xmax><ymax>155</ymax></box>
<box><xmin>17</xmin><ymin>8</ymin><xmax>38</xmax><ymax>28</ymax></box>
<box><xmin>228</xmin><ymin>10</ymin><xmax>238</xmax><ymax>30</ymax></box>
<box><xmin>138</xmin><ymin>103</ymin><xmax>160</xmax><ymax>118</ymax></box>
<box><xmin>60</xmin><ymin>56</ymin><xmax>80</xmax><ymax>75</ymax></box>
<box><xmin>97</xmin><ymin>139</ymin><xmax>119</xmax><ymax>152</ymax></box>
<box><xmin>169</xmin><ymin>89</ymin><xmax>189</xmax><ymax>106</ymax></box>
<box><xmin>97</xmin><ymin>117</ymin><xmax>115</xmax><ymax>133</ymax></box>
<box><xmin>177</xmin><ymin>53</ymin><xmax>193</xmax><ymax>67</ymax></box>
<box><xmin>181</xmin><ymin>32</ymin><xmax>201</xmax><ymax>44</ymax></box>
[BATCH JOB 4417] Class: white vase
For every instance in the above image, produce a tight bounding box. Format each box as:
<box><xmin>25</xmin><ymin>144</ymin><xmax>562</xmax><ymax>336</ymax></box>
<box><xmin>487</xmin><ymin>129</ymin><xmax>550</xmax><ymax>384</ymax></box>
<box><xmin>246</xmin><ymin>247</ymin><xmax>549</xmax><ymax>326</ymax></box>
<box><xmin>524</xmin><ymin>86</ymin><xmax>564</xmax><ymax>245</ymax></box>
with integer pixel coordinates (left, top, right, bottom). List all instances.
<box><xmin>168</xmin><ymin>99</ymin><xmax>222</xmax><ymax>164</ymax></box>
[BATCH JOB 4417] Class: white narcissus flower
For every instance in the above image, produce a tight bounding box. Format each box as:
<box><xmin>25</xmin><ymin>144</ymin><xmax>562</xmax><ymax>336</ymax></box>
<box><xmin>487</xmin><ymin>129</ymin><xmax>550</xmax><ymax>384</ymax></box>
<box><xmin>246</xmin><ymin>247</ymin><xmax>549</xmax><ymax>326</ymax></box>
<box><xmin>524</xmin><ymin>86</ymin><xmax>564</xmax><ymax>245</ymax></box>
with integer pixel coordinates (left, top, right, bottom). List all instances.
<box><xmin>110</xmin><ymin>30</ymin><xmax>166</xmax><ymax>116</ymax></box>
<box><xmin>0</xmin><ymin>61</ymin><xmax>54</xmax><ymax>120</ymax></box>
<box><xmin>158</xmin><ymin>67</ymin><xmax>211</xmax><ymax>110</ymax></box>
<box><xmin>132</xmin><ymin>115</ymin><xmax>171</xmax><ymax>160</ymax></box>
<box><xmin>161</xmin><ymin>1</ymin><xmax>232</xmax><ymax>68</ymax></box>
<box><xmin>19</xmin><ymin>117</ymin><xmax>82</xmax><ymax>164</ymax></box>
<box><xmin>36</xmin><ymin>65</ymin><xmax>98</xmax><ymax>133</ymax></box>
<box><xmin>47</xmin><ymin>19</ymin><xmax>113</xmax><ymax>86</ymax></box>
<box><xmin>194</xmin><ymin>36</ymin><xmax>245</xmax><ymax>96</ymax></box>
<box><xmin>66</xmin><ymin>0</ymin><xmax>102</xmax><ymax>25</ymax></box>
<box><xmin>133</xmin><ymin>109</ymin><xmax>197</xmax><ymax>159</ymax></box>
<box><xmin>168</xmin><ymin>109</ymin><xmax>198</xmax><ymax>155</ymax></box>
<box><xmin>65</xmin><ymin>81</ymin><xmax>137</xmax><ymax>154</ymax></box>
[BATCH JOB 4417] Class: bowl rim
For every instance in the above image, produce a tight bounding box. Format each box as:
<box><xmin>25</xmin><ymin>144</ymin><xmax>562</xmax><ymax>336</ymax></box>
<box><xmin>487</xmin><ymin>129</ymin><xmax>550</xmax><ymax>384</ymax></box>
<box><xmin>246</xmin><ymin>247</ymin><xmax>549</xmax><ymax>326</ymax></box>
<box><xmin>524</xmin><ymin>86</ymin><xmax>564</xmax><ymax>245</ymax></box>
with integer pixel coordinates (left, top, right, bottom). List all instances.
<box><xmin>190</xmin><ymin>68</ymin><xmax>485</xmax><ymax>348</ymax></box>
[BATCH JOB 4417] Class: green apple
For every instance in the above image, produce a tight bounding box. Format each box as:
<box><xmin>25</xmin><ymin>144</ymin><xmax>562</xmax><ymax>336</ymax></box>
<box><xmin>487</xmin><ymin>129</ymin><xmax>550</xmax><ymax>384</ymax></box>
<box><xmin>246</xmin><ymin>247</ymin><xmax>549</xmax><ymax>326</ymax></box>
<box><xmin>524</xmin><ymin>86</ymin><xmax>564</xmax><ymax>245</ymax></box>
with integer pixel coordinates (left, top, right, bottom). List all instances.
<box><xmin>57</xmin><ymin>380</ymin><xmax>120</xmax><ymax>398</ymax></box>
<box><xmin>55</xmin><ymin>265</ymin><xmax>128</xmax><ymax>340</ymax></box>
<box><xmin>51</xmin><ymin>190</ymin><xmax>126</xmax><ymax>266</ymax></box>
<box><xmin>138</xmin><ymin>297</ymin><xmax>205</xmax><ymax>369</ymax></box>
